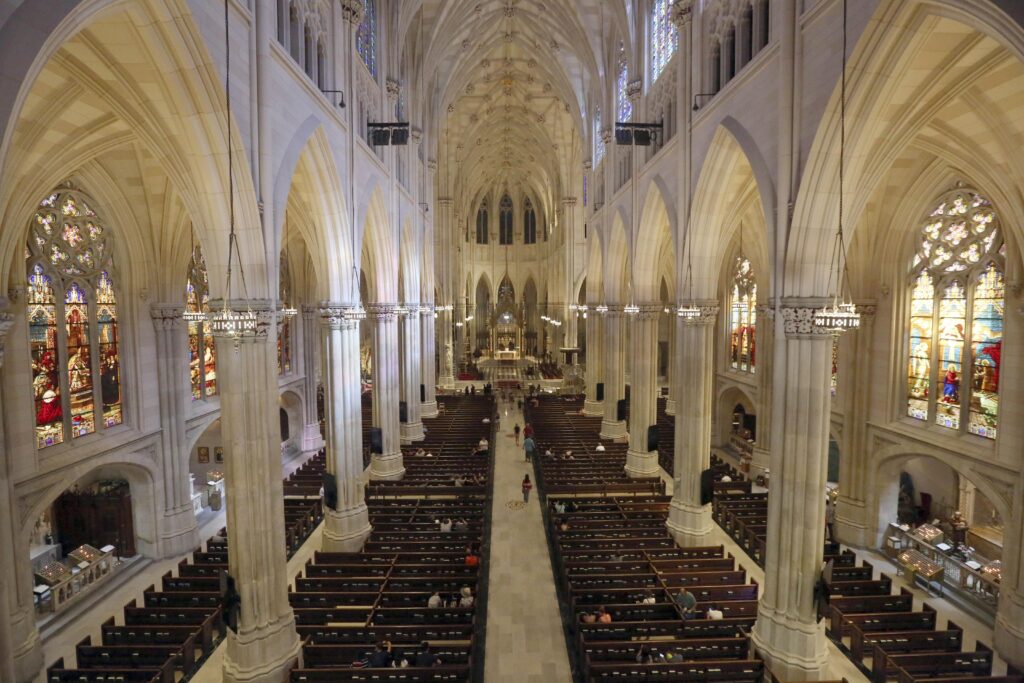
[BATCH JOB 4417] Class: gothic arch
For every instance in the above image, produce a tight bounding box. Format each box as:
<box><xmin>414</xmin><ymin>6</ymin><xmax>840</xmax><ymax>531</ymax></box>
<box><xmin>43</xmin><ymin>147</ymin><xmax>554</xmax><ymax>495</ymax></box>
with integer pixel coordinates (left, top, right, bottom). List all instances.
<box><xmin>359</xmin><ymin>185</ymin><xmax>397</xmax><ymax>302</ymax></box>
<box><xmin>633</xmin><ymin>181</ymin><xmax>676</xmax><ymax>302</ymax></box>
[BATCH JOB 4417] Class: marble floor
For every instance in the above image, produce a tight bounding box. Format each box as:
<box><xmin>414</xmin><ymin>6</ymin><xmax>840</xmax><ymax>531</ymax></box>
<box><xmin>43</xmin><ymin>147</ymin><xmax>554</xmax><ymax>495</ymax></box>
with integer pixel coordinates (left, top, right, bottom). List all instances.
<box><xmin>483</xmin><ymin>395</ymin><xmax>573</xmax><ymax>682</ymax></box>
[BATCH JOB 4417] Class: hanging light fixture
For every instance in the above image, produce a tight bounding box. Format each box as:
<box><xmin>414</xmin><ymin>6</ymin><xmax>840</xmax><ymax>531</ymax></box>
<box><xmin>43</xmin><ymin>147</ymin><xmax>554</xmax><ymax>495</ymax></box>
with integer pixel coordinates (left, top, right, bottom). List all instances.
<box><xmin>595</xmin><ymin>303</ymin><xmax>609</xmax><ymax>314</ymax></box>
<box><xmin>209</xmin><ymin>0</ymin><xmax>257</xmax><ymax>344</ymax></box>
<box><xmin>813</xmin><ymin>0</ymin><xmax>860</xmax><ymax>333</ymax></box>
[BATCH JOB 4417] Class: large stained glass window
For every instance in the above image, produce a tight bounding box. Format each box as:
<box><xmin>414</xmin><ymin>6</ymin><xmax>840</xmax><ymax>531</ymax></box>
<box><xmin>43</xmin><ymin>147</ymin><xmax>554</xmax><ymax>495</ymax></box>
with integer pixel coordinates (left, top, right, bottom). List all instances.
<box><xmin>356</xmin><ymin>0</ymin><xmax>377</xmax><ymax>78</ymax></box>
<box><xmin>651</xmin><ymin>0</ymin><xmax>679</xmax><ymax>83</ymax></box>
<box><xmin>617</xmin><ymin>42</ymin><xmax>632</xmax><ymax>122</ymax></box>
<box><xmin>278</xmin><ymin>253</ymin><xmax>293</xmax><ymax>375</ymax></box>
<box><xmin>729</xmin><ymin>255</ymin><xmax>756</xmax><ymax>372</ymax></box>
<box><xmin>524</xmin><ymin>198</ymin><xmax>537</xmax><ymax>244</ymax></box>
<box><xmin>499</xmin><ymin>194</ymin><xmax>513</xmax><ymax>245</ymax></box>
<box><xmin>186</xmin><ymin>245</ymin><xmax>217</xmax><ymax>399</ymax></box>
<box><xmin>905</xmin><ymin>187</ymin><xmax>1003</xmax><ymax>439</ymax></box>
<box><xmin>476</xmin><ymin>200</ymin><xmax>488</xmax><ymax>244</ymax></box>
<box><xmin>26</xmin><ymin>188</ymin><xmax>122</xmax><ymax>449</ymax></box>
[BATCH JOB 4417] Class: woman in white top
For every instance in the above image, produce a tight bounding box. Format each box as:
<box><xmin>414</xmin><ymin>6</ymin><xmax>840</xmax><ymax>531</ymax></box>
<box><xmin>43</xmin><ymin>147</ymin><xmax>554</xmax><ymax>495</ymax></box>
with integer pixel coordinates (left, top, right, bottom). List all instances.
<box><xmin>705</xmin><ymin>604</ymin><xmax>724</xmax><ymax>620</ymax></box>
<box><xmin>459</xmin><ymin>586</ymin><xmax>475</xmax><ymax>608</ymax></box>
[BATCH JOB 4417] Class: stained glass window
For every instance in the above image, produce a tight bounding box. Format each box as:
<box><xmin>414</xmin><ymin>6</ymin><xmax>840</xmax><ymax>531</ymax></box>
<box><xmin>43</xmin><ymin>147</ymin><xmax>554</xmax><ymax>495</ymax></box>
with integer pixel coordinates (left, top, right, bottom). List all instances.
<box><xmin>26</xmin><ymin>187</ymin><xmax>121</xmax><ymax>449</ymax></box>
<box><xmin>830</xmin><ymin>336</ymin><xmax>839</xmax><ymax>397</ymax></box>
<box><xmin>186</xmin><ymin>245</ymin><xmax>217</xmax><ymax>399</ymax></box>
<box><xmin>278</xmin><ymin>254</ymin><xmax>293</xmax><ymax>375</ymax></box>
<box><xmin>476</xmin><ymin>201</ymin><xmax>489</xmax><ymax>244</ymax></box>
<box><xmin>905</xmin><ymin>187</ymin><xmax>1003</xmax><ymax>439</ymax></box>
<box><xmin>356</xmin><ymin>0</ymin><xmax>378</xmax><ymax>78</ymax></box>
<box><xmin>524</xmin><ymin>198</ymin><xmax>537</xmax><ymax>244</ymax></box>
<box><xmin>651</xmin><ymin>0</ymin><xmax>679</xmax><ymax>83</ymax></box>
<box><xmin>617</xmin><ymin>43</ymin><xmax>632</xmax><ymax>123</ymax></box>
<box><xmin>729</xmin><ymin>256</ymin><xmax>756</xmax><ymax>373</ymax></box>
<box><xmin>499</xmin><ymin>194</ymin><xmax>513</xmax><ymax>245</ymax></box>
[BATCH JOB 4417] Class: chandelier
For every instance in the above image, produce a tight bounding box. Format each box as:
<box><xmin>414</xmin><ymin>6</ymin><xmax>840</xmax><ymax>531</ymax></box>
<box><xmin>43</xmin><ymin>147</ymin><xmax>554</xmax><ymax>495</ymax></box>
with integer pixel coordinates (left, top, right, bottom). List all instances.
<box><xmin>813</xmin><ymin>0</ymin><xmax>859</xmax><ymax>334</ymax></box>
<box><xmin>595</xmin><ymin>304</ymin><xmax>608</xmax><ymax>314</ymax></box>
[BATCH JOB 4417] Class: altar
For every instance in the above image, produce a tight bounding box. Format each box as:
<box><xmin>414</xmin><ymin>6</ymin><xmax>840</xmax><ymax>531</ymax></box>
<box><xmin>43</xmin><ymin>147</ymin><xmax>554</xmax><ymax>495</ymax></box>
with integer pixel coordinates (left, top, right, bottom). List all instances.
<box><xmin>495</xmin><ymin>349</ymin><xmax>518</xmax><ymax>361</ymax></box>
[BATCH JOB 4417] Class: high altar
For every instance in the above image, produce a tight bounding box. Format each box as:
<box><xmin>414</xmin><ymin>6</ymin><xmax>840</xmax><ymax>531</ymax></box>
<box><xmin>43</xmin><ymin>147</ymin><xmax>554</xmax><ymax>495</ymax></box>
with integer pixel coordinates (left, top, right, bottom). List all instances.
<box><xmin>489</xmin><ymin>275</ymin><xmax>523</xmax><ymax>360</ymax></box>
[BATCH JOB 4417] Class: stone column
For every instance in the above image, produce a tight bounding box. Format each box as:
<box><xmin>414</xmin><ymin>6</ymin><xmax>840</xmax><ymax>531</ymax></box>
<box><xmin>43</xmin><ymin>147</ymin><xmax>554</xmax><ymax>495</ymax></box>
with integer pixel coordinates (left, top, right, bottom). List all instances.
<box><xmin>583</xmin><ymin>310</ymin><xmax>604</xmax><ymax>416</ymax></box>
<box><xmin>995</xmin><ymin>470</ymin><xmax>1024</xmax><ymax>669</ymax></box>
<box><xmin>625</xmin><ymin>305</ymin><xmax>662</xmax><ymax>477</ymax></box>
<box><xmin>667</xmin><ymin>305</ymin><xmax>718</xmax><ymax>545</ymax></box>
<box><xmin>438</xmin><ymin>307</ymin><xmax>455</xmax><ymax>387</ymax></box>
<box><xmin>665</xmin><ymin>316</ymin><xmax>677</xmax><ymax>415</ymax></box>
<box><xmin>367</xmin><ymin>304</ymin><xmax>404</xmax><ymax>479</ymax></box>
<box><xmin>0</xmin><ymin>307</ymin><xmax>43</xmax><ymax>683</ymax></box>
<box><xmin>214</xmin><ymin>306</ymin><xmax>300</xmax><ymax>683</ymax></box>
<box><xmin>299</xmin><ymin>305</ymin><xmax>324</xmax><ymax>452</ymax></box>
<box><xmin>834</xmin><ymin>305</ymin><xmax>876</xmax><ymax>546</ymax></box>
<box><xmin>600</xmin><ymin>308</ymin><xmax>627</xmax><ymax>439</ymax></box>
<box><xmin>751</xmin><ymin>305</ymin><xmax>833</xmax><ymax>679</ymax></box>
<box><xmin>420</xmin><ymin>308</ymin><xmax>439</xmax><ymax>417</ymax></box>
<box><xmin>398</xmin><ymin>308</ymin><xmax>424</xmax><ymax>442</ymax></box>
<box><xmin>319</xmin><ymin>305</ymin><xmax>371</xmax><ymax>552</ymax></box>
<box><xmin>750</xmin><ymin>303</ymin><xmax>777</xmax><ymax>478</ymax></box>
<box><xmin>149</xmin><ymin>304</ymin><xmax>201</xmax><ymax>557</ymax></box>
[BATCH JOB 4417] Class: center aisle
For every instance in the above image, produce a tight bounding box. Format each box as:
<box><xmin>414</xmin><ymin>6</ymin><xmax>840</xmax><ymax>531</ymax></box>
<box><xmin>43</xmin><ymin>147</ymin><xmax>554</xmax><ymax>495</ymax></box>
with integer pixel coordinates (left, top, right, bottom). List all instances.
<box><xmin>484</xmin><ymin>395</ymin><xmax>573</xmax><ymax>681</ymax></box>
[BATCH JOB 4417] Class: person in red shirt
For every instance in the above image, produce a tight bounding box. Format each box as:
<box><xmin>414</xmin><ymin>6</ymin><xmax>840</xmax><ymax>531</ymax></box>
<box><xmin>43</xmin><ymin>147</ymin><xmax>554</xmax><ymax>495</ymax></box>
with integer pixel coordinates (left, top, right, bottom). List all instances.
<box><xmin>523</xmin><ymin>423</ymin><xmax>533</xmax><ymax>439</ymax></box>
<box><xmin>521</xmin><ymin>474</ymin><xmax>533</xmax><ymax>502</ymax></box>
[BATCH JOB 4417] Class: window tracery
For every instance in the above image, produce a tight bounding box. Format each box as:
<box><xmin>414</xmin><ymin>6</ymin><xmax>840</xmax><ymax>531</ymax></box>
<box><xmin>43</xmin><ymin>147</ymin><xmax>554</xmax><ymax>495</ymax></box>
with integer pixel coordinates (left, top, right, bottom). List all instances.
<box><xmin>499</xmin><ymin>194</ymin><xmax>514</xmax><ymax>245</ymax></box>
<box><xmin>905</xmin><ymin>187</ymin><xmax>1003</xmax><ymax>439</ymax></box>
<box><xmin>476</xmin><ymin>200</ymin><xmax>489</xmax><ymax>244</ymax></box>
<box><xmin>186</xmin><ymin>245</ymin><xmax>217</xmax><ymax>400</ymax></box>
<box><xmin>357</xmin><ymin>0</ymin><xmax>378</xmax><ymax>78</ymax></box>
<box><xmin>617</xmin><ymin>42</ymin><xmax>632</xmax><ymax>122</ymax></box>
<box><xmin>27</xmin><ymin>188</ymin><xmax>122</xmax><ymax>449</ymax></box>
<box><xmin>524</xmin><ymin>198</ymin><xmax>537</xmax><ymax>244</ymax></box>
<box><xmin>729</xmin><ymin>255</ymin><xmax>756</xmax><ymax>373</ymax></box>
<box><xmin>651</xmin><ymin>0</ymin><xmax>679</xmax><ymax>83</ymax></box>
<box><xmin>278</xmin><ymin>254</ymin><xmax>293</xmax><ymax>374</ymax></box>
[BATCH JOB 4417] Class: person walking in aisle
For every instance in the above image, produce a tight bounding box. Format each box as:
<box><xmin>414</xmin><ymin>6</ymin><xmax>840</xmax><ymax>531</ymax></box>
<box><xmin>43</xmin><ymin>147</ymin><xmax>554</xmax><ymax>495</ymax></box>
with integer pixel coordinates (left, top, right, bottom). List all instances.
<box><xmin>513</xmin><ymin>423</ymin><xmax>521</xmax><ymax>445</ymax></box>
<box><xmin>523</xmin><ymin>434</ymin><xmax>536</xmax><ymax>462</ymax></box>
<box><xmin>522</xmin><ymin>474</ymin><xmax>533</xmax><ymax>503</ymax></box>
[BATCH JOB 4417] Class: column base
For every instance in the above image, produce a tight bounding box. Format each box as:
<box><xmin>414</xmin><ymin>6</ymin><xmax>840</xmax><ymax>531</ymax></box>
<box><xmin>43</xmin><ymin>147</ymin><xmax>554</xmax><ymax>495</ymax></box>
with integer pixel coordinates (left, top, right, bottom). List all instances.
<box><xmin>599</xmin><ymin>419</ymin><xmax>627</xmax><ymax>440</ymax></box>
<box><xmin>322</xmin><ymin>504</ymin><xmax>372</xmax><ymax>552</ymax></box>
<box><xmin>400</xmin><ymin>421</ymin><xmax>425</xmax><ymax>443</ymax></box>
<box><xmin>582</xmin><ymin>400</ymin><xmax>603</xmax><ymax>416</ymax></box>
<box><xmin>223</xmin><ymin>613</ymin><xmax>301</xmax><ymax>683</ymax></box>
<box><xmin>11</xmin><ymin>609</ymin><xmax>42</xmax><ymax>683</ymax></box>
<box><xmin>301</xmin><ymin>424</ymin><xmax>324</xmax><ymax>453</ymax></box>
<box><xmin>666</xmin><ymin>498</ymin><xmax>712</xmax><ymax>546</ymax></box>
<box><xmin>994</xmin><ymin>587</ymin><xmax>1024</xmax><ymax>670</ymax></box>
<box><xmin>834</xmin><ymin>496</ymin><xmax>872</xmax><ymax>548</ymax></box>
<box><xmin>421</xmin><ymin>401</ymin><xmax>439</xmax><ymax>418</ymax></box>
<box><xmin>439</xmin><ymin>374</ymin><xmax>455</xmax><ymax>388</ymax></box>
<box><xmin>751</xmin><ymin>604</ymin><xmax>828</xmax><ymax>681</ymax></box>
<box><xmin>750</xmin><ymin>447</ymin><xmax>770</xmax><ymax>480</ymax></box>
<box><xmin>159</xmin><ymin>504</ymin><xmax>201</xmax><ymax>558</ymax></box>
<box><xmin>624</xmin><ymin>449</ymin><xmax>659</xmax><ymax>478</ymax></box>
<box><xmin>665</xmin><ymin>399</ymin><xmax>676</xmax><ymax>416</ymax></box>
<box><xmin>370</xmin><ymin>453</ymin><xmax>406</xmax><ymax>480</ymax></box>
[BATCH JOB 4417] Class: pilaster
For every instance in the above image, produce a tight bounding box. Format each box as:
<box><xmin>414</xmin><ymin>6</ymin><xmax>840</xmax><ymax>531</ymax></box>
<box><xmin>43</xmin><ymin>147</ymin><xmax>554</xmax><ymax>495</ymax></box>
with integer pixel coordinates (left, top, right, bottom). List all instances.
<box><xmin>420</xmin><ymin>308</ymin><xmax>439</xmax><ymax>417</ymax></box>
<box><xmin>625</xmin><ymin>305</ymin><xmax>662</xmax><ymax>478</ymax></box>
<box><xmin>752</xmin><ymin>305</ymin><xmax>833</xmax><ymax>680</ymax></box>
<box><xmin>299</xmin><ymin>305</ymin><xmax>324</xmax><ymax>452</ymax></box>
<box><xmin>366</xmin><ymin>304</ymin><xmax>404</xmax><ymax>479</ymax></box>
<box><xmin>398</xmin><ymin>307</ymin><xmax>424</xmax><ymax>442</ymax></box>
<box><xmin>667</xmin><ymin>305</ymin><xmax>718</xmax><ymax>545</ymax></box>
<box><xmin>318</xmin><ymin>305</ymin><xmax>371</xmax><ymax>552</ymax></box>
<box><xmin>600</xmin><ymin>308</ymin><xmax>627</xmax><ymax>439</ymax></box>
<box><xmin>583</xmin><ymin>309</ymin><xmax>604</xmax><ymax>416</ymax></box>
<box><xmin>213</xmin><ymin>305</ymin><xmax>300</xmax><ymax>683</ymax></box>
<box><xmin>149</xmin><ymin>304</ymin><xmax>201</xmax><ymax>558</ymax></box>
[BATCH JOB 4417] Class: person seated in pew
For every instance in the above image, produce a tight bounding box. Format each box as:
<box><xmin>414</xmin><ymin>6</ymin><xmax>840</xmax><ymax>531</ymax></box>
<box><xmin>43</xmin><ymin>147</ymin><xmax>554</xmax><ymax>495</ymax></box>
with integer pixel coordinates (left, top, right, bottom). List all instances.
<box><xmin>595</xmin><ymin>444</ymin><xmax>606</xmax><ymax>452</ymax></box>
<box><xmin>558</xmin><ymin>518</ymin><xmax>570</xmax><ymax>532</ymax></box>
<box><xmin>414</xmin><ymin>447</ymin><xmax>426</xmax><ymax>457</ymax></box>
<box><xmin>438</xmin><ymin>518</ymin><xmax>453</xmax><ymax>533</ymax></box>
<box><xmin>720</xmin><ymin>474</ymin><xmax>733</xmax><ymax>483</ymax></box>
<box><xmin>674</xmin><ymin>587</ymin><xmax>698</xmax><ymax>618</ymax></box>
<box><xmin>413</xmin><ymin>642</ymin><xmax>442</xmax><ymax>667</ymax></box>
<box><xmin>465</xmin><ymin>544</ymin><xmax>480</xmax><ymax>567</ymax></box>
<box><xmin>367</xmin><ymin>641</ymin><xmax>395</xmax><ymax>668</ymax></box>
<box><xmin>544</xmin><ymin>446</ymin><xmax>555</xmax><ymax>459</ymax></box>
<box><xmin>579</xmin><ymin>611</ymin><xmax>597</xmax><ymax>624</ymax></box>
<box><xmin>635</xmin><ymin>645</ymin><xmax>665</xmax><ymax>664</ymax></box>
<box><xmin>427</xmin><ymin>592</ymin><xmax>442</xmax><ymax>608</ymax></box>
<box><xmin>596</xmin><ymin>606</ymin><xmax>612</xmax><ymax>623</ymax></box>
<box><xmin>476</xmin><ymin>437</ymin><xmax>489</xmax><ymax>454</ymax></box>
<box><xmin>553</xmin><ymin>500</ymin><xmax>566</xmax><ymax>514</ymax></box>
<box><xmin>706</xmin><ymin>603</ymin><xmax>724</xmax><ymax>620</ymax></box>
<box><xmin>453</xmin><ymin>475</ymin><xmax>465</xmax><ymax>487</ymax></box>
<box><xmin>639</xmin><ymin>589</ymin><xmax>656</xmax><ymax>605</ymax></box>
<box><xmin>453</xmin><ymin>518</ymin><xmax>469</xmax><ymax>532</ymax></box>
<box><xmin>459</xmin><ymin>586</ymin><xmax>475</xmax><ymax>608</ymax></box>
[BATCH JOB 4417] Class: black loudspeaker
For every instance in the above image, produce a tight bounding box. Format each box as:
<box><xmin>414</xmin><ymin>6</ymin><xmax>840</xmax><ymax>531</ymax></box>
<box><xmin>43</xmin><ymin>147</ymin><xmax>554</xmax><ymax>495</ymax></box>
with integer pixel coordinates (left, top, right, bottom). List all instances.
<box><xmin>616</xmin><ymin>399</ymin><xmax>627</xmax><ymax>422</ymax></box>
<box><xmin>399</xmin><ymin>401</ymin><xmax>408</xmax><ymax>423</ymax></box>
<box><xmin>647</xmin><ymin>425</ymin><xmax>659</xmax><ymax>453</ymax></box>
<box><xmin>370</xmin><ymin>427</ymin><xmax>383</xmax><ymax>454</ymax></box>
<box><xmin>596</xmin><ymin>383</ymin><xmax>605</xmax><ymax>401</ymax></box>
<box><xmin>322</xmin><ymin>472</ymin><xmax>338</xmax><ymax>511</ymax></box>
<box><xmin>699</xmin><ymin>468</ymin><xmax>715</xmax><ymax>505</ymax></box>
<box><xmin>420</xmin><ymin>384</ymin><xmax>426</xmax><ymax>403</ymax></box>
<box><xmin>220</xmin><ymin>572</ymin><xmax>240</xmax><ymax>634</ymax></box>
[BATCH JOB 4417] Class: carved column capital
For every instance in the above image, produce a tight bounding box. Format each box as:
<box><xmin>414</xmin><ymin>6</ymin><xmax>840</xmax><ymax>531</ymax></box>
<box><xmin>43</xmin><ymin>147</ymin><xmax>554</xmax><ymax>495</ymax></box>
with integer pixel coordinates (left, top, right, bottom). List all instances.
<box><xmin>149</xmin><ymin>303</ymin><xmax>186</xmax><ymax>330</ymax></box>
<box><xmin>600</xmin><ymin>127</ymin><xmax>613</xmax><ymax>145</ymax></box>
<box><xmin>385</xmin><ymin>78</ymin><xmax>401</xmax><ymax>102</ymax></box>
<box><xmin>671</xmin><ymin>0</ymin><xmax>694</xmax><ymax>28</ymax></box>
<box><xmin>427</xmin><ymin>159</ymin><xmax>437</xmax><ymax>171</ymax></box>
<box><xmin>340</xmin><ymin>0</ymin><xmax>364</xmax><ymax>25</ymax></box>
<box><xmin>780</xmin><ymin>306</ymin><xmax>836</xmax><ymax>338</ymax></box>
<box><xmin>562</xmin><ymin>197</ymin><xmax>578</xmax><ymax>207</ymax></box>
<box><xmin>319</xmin><ymin>303</ymin><xmax>364</xmax><ymax>330</ymax></box>
<box><xmin>626</xmin><ymin>79</ymin><xmax>643</xmax><ymax>101</ymax></box>
<box><xmin>0</xmin><ymin>309</ymin><xmax>14</xmax><ymax>369</ymax></box>
<box><xmin>365</xmin><ymin>303</ymin><xmax>399</xmax><ymax>321</ymax></box>
<box><xmin>583</xmin><ymin>160</ymin><xmax>592</xmax><ymax>171</ymax></box>
<box><xmin>680</xmin><ymin>303</ymin><xmax>719</xmax><ymax>326</ymax></box>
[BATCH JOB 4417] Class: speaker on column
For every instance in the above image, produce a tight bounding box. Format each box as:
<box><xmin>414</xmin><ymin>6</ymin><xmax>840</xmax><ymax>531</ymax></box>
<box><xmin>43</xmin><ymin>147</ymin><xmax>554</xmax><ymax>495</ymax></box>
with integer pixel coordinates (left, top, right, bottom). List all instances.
<box><xmin>420</xmin><ymin>384</ymin><xmax>426</xmax><ymax>403</ymax></box>
<box><xmin>616</xmin><ymin>399</ymin><xmax>627</xmax><ymax>422</ymax></box>
<box><xmin>370</xmin><ymin>427</ymin><xmax>383</xmax><ymax>454</ymax></box>
<box><xmin>321</xmin><ymin>472</ymin><xmax>338</xmax><ymax>511</ymax></box>
<box><xmin>699</xmin><ymin>468</ymin><xmax>715</xmax><ymax>505</ymax></box>
<box><xmin>596</xmin><ymin>382</ymin><xmax>604</xmax><ymax>401</ymax></box>
<box><xmin>399</xmin><ymin>401</ymin><xmax>408</xmax><ymax>423</ymax></box>
<box><xmin>647</xmin><ymin>425</ymin><xmax>660</xmax><ymax>452</ymax></box>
